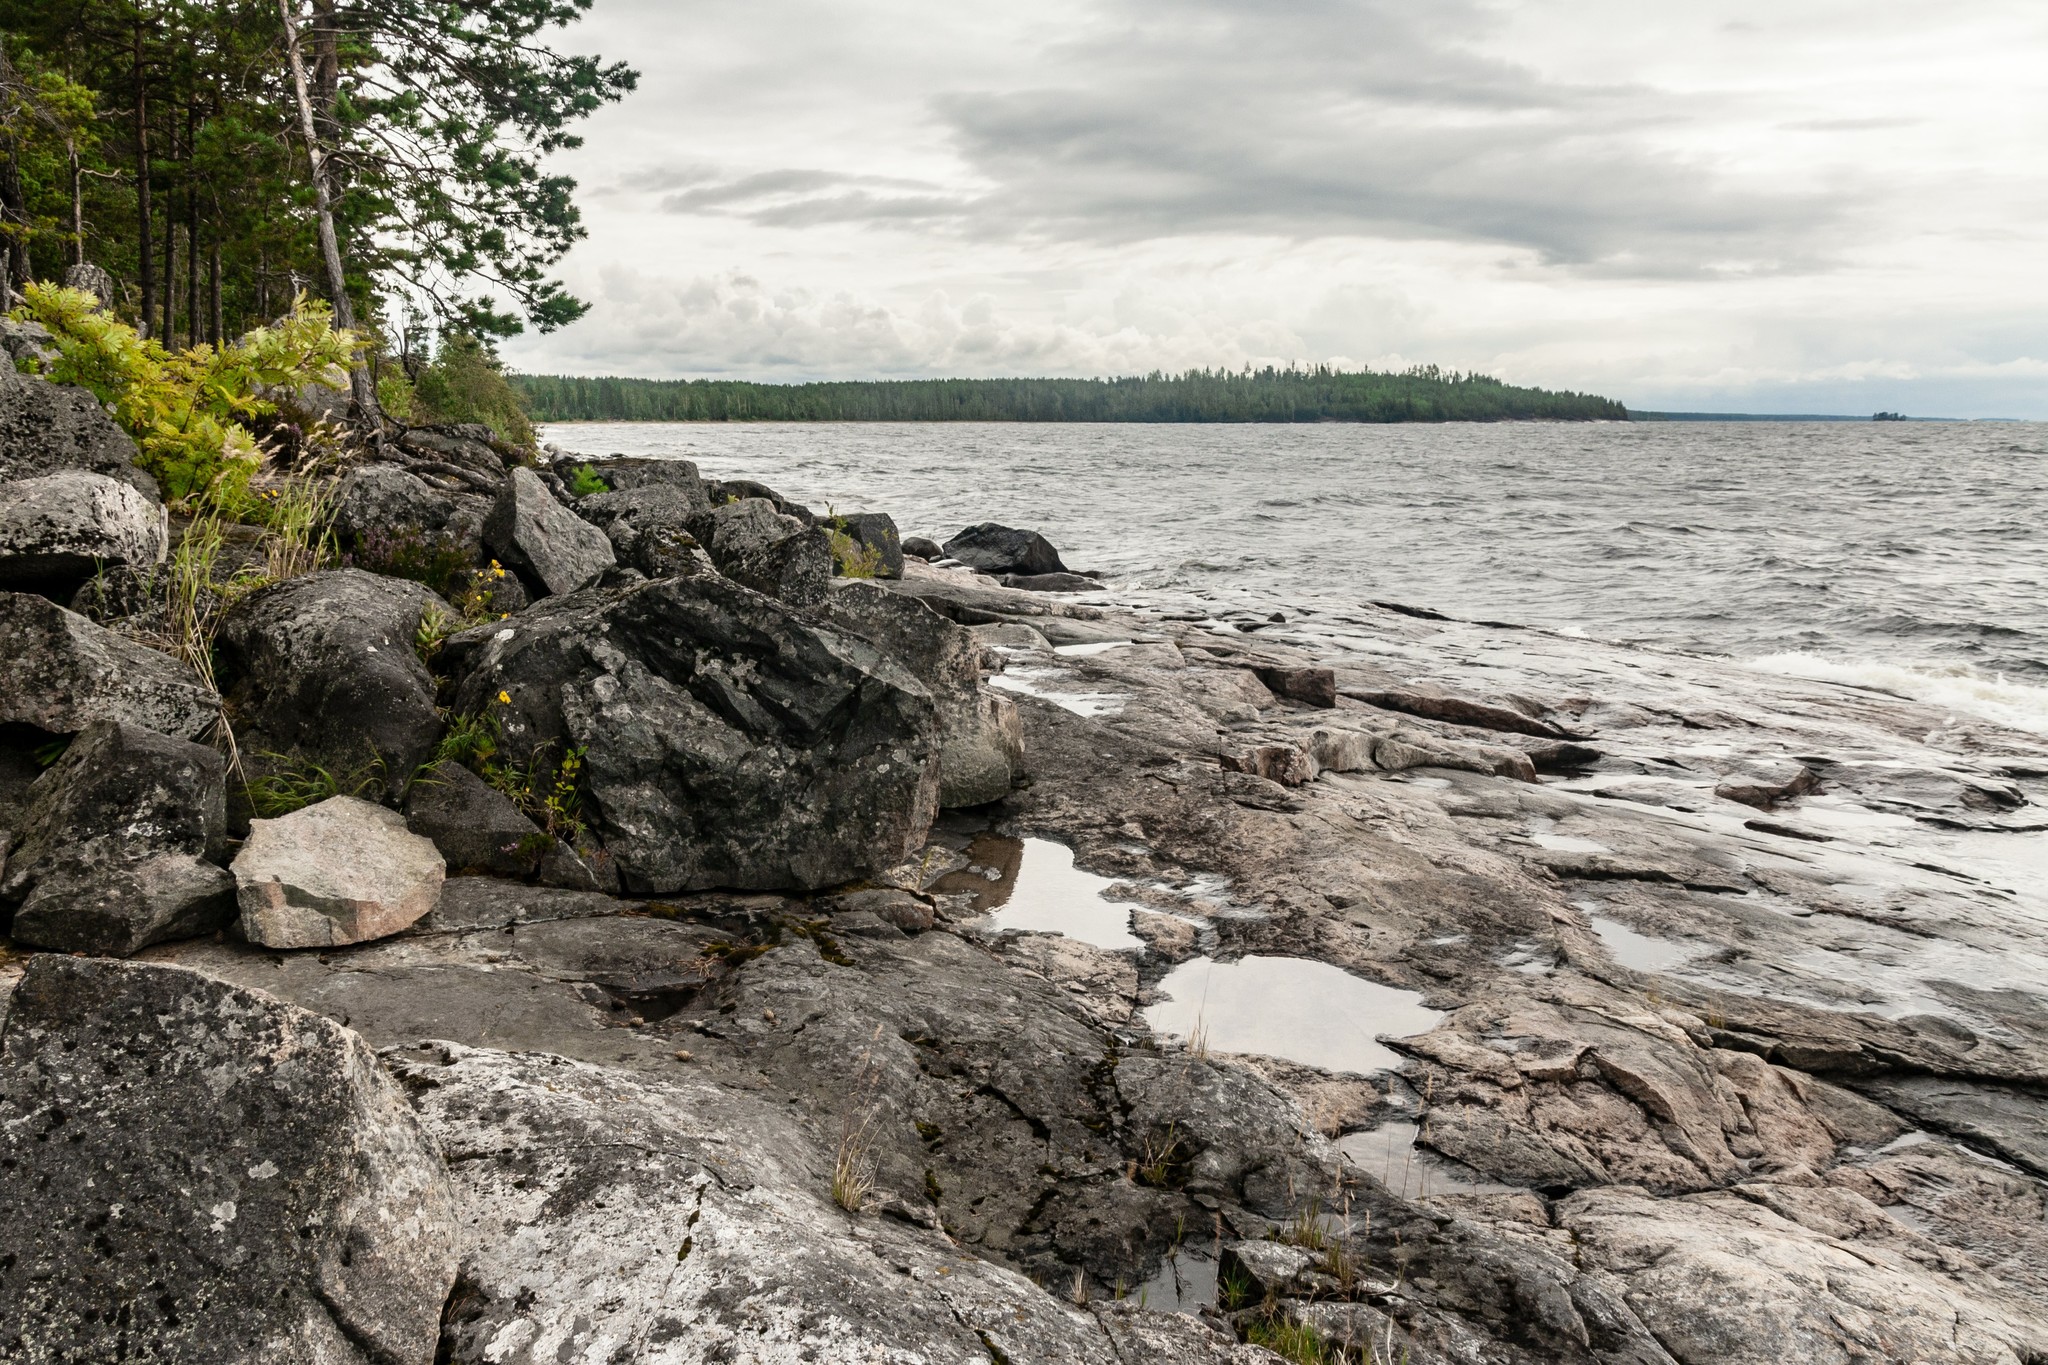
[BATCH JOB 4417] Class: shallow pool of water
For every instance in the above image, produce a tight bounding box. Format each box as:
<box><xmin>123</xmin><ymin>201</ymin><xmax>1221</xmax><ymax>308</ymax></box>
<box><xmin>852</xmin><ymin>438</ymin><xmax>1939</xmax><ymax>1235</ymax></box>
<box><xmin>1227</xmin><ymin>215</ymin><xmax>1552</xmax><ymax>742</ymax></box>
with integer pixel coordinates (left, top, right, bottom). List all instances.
<box><xmin>1143</xmin><ymin>956</ymin><xmax>1443</xmax><ymax>1074</ymax></box>
<box><xmin>1586</xmin><ymin>914</ymin><xmax>1701</xmax><ymax>972</ymax></box>
<box><xmin>988</xmin><ymin>667</ymin><xmax>1126</xmax><ymax>717</ymax></box>
<box><xmin>954</xmin><ymin>836</ymin><xmax>1145</xmax><ymax>951</ymax></box>
<box><xmin>1336</xmin><ymin>1122</ymin><xmax>1521</xmax><ymax>1200</ymax></box>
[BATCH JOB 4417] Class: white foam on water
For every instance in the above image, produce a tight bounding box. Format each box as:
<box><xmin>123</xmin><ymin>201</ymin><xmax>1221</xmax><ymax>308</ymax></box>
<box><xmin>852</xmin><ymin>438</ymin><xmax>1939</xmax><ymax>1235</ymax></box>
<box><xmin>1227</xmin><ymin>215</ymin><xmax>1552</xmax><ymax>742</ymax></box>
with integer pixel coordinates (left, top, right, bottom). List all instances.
<box><xmin>1747</xmin><ymin>652</ymin><xmax>2048</xmax><ymax>738</ymax></box>
<box><xmin>1144</xmin><ymin>956</ymin><xmax>1443</xmax><ymax>1074</ymax></box>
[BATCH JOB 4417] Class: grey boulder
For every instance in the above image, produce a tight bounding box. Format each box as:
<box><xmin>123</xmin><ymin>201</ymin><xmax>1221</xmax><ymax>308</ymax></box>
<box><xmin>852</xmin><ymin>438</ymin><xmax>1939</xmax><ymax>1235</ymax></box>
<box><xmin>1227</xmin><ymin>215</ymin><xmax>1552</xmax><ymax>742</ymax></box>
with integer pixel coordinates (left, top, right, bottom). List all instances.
<box><xmin>574</xmin><ymin>478</ymin><xmax>715</xmax><ymax>579</ymax></box>
<box><xmin>822</xmin><ymin>580</ymin><xmax>1023</xmax><ymax>807</ymax></box>
<box><xmin>943</xmin><ymin>522</ymin><xmax>1069</xmax><ymax>576</ymax></box>
<box><xmin>446</xmin><ymin>572</ymin><xmax>940</xmax><ymax>892</ymax></box>
<box><xmin>0</xmin><ymin>470</ymin><xmax>166</xmax><ymax>590</ymax></box>
<box><xmin>0</xmin><ymin>364</ymin><xmax>157</xmax><ymax>497</ymax></box>
<box><xmin>333</xmin><ymin>463</ymin><xmax>488</xmax><ymax>575</ymax></box>
<box><xmin>0</xmin><ymin>957</ymin><xmax>457</xmax><ymax>1365</ymax></box>
<box><xmin>483</xmin><ymin>465</ymin><xmax>614</xmax><ymax>596</ymax></box>
<box><xmin>404</xmin><ymin>760</ymin><xmax>575</xmax><ymax>882</ymax></box>
<box><xmin>0</xmin><ymin>591</ymin><xmax>216</xmax><ymax>739</ymax></box>
<box><xmin>704</xmin><ymin>496</ymin><xmax>831</xmax><ymax>606</ymax></box>
<box><xmin>0</xmin><ymin>719</ymin><xmax>232</xmax><ymax>954</ymax></box>
<box><xmin>233</xmin><ymin>795</ymin><xmax>446</xmax><ymax>947</ymax></box>
<box><xmin>903</xmin><ymin>535</ymin><xmax>943</xmax><ymax>560</ymax></box>
<box><xmin>217</xmin><ymin>569</ymin><xmax>447</xmax><ymax>789</ymax></box>
<box><xmin>829</xmin><ymin>510</ymin><xmax>905</xmax><ymax>579</ymax></box>
<box><xmin>559</xmin><ymin>453</ymin><xmax>710</xmax><ymax>500</ymax></box>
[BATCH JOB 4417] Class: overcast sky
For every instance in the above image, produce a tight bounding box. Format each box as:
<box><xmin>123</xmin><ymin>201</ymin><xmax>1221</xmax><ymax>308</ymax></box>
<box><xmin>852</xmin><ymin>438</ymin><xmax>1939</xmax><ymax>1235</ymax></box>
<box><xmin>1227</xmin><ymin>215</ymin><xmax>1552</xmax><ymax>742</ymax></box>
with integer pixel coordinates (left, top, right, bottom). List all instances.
<box><xmin>499</xmin><ymin>0</ymin><xmax>2048</xmax><ymax>417</ymax></box>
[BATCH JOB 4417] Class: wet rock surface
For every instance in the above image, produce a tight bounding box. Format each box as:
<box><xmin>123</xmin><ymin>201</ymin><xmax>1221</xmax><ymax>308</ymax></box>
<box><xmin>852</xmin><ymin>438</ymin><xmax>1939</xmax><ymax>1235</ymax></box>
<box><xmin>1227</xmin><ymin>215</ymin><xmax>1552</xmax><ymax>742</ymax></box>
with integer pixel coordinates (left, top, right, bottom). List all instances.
<box><xmin>0</xmin><ymin>957</ymin><xmax>457</xmax><ymax>1364</ymax></box>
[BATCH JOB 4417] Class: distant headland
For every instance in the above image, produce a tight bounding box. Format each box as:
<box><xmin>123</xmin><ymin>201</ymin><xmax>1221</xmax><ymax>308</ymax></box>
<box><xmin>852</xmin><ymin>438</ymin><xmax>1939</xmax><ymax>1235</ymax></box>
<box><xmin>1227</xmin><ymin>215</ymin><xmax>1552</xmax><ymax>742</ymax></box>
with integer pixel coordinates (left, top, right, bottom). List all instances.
<box><xmin>513</xmin><ymin>365</ymin><xmax>1627</xmax><ymax>423</ymax></box>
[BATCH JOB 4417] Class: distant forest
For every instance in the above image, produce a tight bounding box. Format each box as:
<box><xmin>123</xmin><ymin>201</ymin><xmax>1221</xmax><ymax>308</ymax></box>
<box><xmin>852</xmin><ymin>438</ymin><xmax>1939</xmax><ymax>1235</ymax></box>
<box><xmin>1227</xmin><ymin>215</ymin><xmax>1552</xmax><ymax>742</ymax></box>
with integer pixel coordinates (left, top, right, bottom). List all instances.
<box><xmin>513</xmin><ymin>365</ymin><xmax>1629</xmax><ymax>423</ymax></box>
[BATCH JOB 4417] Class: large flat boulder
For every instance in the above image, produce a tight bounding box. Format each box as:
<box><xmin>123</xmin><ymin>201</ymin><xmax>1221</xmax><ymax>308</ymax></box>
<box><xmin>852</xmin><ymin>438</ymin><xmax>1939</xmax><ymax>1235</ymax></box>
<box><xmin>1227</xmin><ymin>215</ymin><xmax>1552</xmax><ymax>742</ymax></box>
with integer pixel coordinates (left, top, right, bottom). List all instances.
<box><xmin>704</xmin><ymin>496</ymin><xmax>830</xmax><ymax>606</ymax></box>
<box><xmin>821</xmin><ymin>580</ymin><xmax>1023</xmax><ymax>806</ymax></box>
<box><xmin>0</xmin><ymin>470</ymin><xmax>168</xmax><ymax>590</ymax></box>
<box><xmin>0</xmin><ymin>591</ymin><xmax>216</xmax><ymax>739</ymax></box>
<box><xmin>233</xmin><ymin>795</ymin><xmax>446</xmax><ymax>947</ymax></box>
<box><xmin>0</xmin><ymin>365</ymin><xmax>157</xmax><ymax>498</ymax></box>
<box><xmin>445</xmin><ymin>572</ymin><xmax>940</xmax><ymax>892</ymax></box>
<box><xmin>0</xmin><ymin>957</ymin><xmax>457</xmax><ymax>1364</ymax></box>
<box><xmin>0</xmin><ymin>719</ymin><xmax>232</xmax><ymax>954</ymax></box>
<box><xmin>482</xmin><ymin>466</ymin><xmax>614</xmax><ymax>597</ymax></box>
<box><xmin>217</xmin><ymin>569</ymin><xmax>447</xmax><ymax>790</ymax></box>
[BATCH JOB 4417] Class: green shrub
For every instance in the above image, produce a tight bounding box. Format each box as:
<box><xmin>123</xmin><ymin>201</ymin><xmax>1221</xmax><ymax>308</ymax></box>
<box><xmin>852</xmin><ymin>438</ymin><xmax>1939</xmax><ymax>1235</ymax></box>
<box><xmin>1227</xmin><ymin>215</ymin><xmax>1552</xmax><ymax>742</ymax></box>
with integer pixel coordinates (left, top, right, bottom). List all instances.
<box><xmin>411</xmin><ymin>331</ymin><xmax>537</xmax><ymax>450</ymax></box>
<box><xmin>568</xmin><ymin>463</ymin><xmax>610</xmax><ymax>497</ymax></box>
<box><xmin>11</xmin><ymin>283</ymin><xmax>363</xmax><ymax>509</ymax></box>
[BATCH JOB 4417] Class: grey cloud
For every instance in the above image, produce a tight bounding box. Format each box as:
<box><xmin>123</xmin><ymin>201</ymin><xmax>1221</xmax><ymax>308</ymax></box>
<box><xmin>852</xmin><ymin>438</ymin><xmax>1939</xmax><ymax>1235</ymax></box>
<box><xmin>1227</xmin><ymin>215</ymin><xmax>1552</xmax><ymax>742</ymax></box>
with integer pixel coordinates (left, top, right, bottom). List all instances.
<box><xmin>630</xmin><ymin>0</ymin><xmax>1856</xmax><ymax>277</ymax></box>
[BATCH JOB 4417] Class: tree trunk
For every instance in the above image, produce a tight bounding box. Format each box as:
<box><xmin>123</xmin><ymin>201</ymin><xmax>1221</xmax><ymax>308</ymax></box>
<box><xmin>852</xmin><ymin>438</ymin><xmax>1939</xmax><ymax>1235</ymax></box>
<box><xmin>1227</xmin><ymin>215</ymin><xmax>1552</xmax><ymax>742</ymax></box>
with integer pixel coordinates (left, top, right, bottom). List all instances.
<box><xmin>184</xmin><ymin>99</ymin><xmax>198</xmax><ymax>348</ymax></box>
<box><xmin>209</xmin><ymin>242</ymin><xmax>222</xmax><ymax>345</ymax></box>
<box><xmin>68</xmin><ymin>141</ymin><xmax>84</xmax><ymax>268</ymax></box>
<box><xmin>134</xmin><ymin>25</ymin><xmax>154</xmax><ymax>339</ymax></box>
<box><xmin>277</xmin><ymin>0</ymin><xmax>381</xmax><ymax>431</ymax></box>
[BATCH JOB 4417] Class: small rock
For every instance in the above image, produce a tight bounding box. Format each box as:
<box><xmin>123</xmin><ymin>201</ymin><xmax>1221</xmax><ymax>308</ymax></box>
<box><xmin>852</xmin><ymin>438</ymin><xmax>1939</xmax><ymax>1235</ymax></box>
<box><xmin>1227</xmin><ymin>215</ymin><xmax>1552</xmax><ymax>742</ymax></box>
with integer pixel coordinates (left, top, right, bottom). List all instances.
<box><xmin>902</xmin><ymin>535</ymin><xmax>944</xmax><ymax>560</ymax></box>
<box><xmin>1221</xmin><ymin>740</ymin><xmax>1316</xmax><ymax>786</ymax></box>
<box><xmin>577</xmin><ymin>482</ymin><xmax>713</xmax><ymax>579</ymax></box>
<box><xmin>1218</xmin><ymin>1239</ymin><xmax>1318</xmax><ymax>1298</ymax></box>
<box><xmin>1254</xmin><ymin>665</ymin><xmax>1338</xmax><ymax>709</ymax></box>
<box><xmin>826</xmin><ymin>886</ymin><xmax>937</xmax><ymax>933</ymax></box>
<box><xmin>0</xmin><ymin>957</ymin><xmax>458</xmax><ymax>1364</ymax></box>
<box><xmin>0</xmin><ymin>590</ymin><xmax>216</xmax><ymax>739</ymax></box>
<box><xmin>1002</xmin><ymin>571</ymin><xmax>1098</xmax><ymax>593</ymax></box>
<box><xmin>483</xmin><ymin>465</ymin><xmax>615</xmax><ymax>596</ymax></box>
<box><xmin>1715</xmin><ymin>759</ymin><xmax>1821</xmax><ymax>809</ymax></box>
<box><xmin>0</xmin><ymin>470</ymin><xmax>168</xmax><ymax>591</ymax></box>
<box><xmin>233</xmin><ymin>795</ymin><xmax>446</xmax><ymax>947</ymax></box>
<box><xmin>0</xmin><ymin>719</ymin><xmax>232</xmax><ymax>954</ymax></box>
<box><xmin>1305</xmin><ymin>725</ymin><xmax>1378</xmax><ymax>773</ymax></box>
<box><xmin>942</xmin><ymin>522</ymin><xmax>1069</xmax><ymax>576</ymax></box>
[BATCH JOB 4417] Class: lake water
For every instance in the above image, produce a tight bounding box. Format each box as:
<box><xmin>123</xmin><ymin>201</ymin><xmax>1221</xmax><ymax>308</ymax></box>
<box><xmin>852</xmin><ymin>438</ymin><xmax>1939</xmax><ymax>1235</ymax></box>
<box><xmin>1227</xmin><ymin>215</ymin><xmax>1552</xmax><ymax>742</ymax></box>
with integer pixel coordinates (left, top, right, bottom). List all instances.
<box><xmin>541</xmin><ymin>420</ymin><xmax>2048</xmax><ymax>733</ymax></box>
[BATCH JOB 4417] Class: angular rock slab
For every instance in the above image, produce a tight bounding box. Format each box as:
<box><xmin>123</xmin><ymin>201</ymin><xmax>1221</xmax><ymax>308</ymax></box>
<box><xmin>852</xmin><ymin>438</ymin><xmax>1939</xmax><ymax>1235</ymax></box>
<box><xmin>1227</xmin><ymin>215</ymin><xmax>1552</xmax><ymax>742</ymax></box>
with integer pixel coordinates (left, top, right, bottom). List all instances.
<box><xmin>234</xmin><ymin>796</ymin><xmax>445</xmax><ymax>947</ymax></box>
<box><xmin>822</xmin><ymin>580</ymin><xmax>1023</xmax><ymax>806</ymax></box>
<box><xmin>1</xmin><ymin>718</ymin><xmax>232</xmax><ymax>954</ymax></box>
<box><xmin>447</xmin><ymin>572</ymin><xmax>940</xmax><ymax>892</ymax></box>
<box><xmin>397</xmin><ymin>1042</ymin><xmax>1148</xmax><ymax>1365</ymax></box>
<box><xmin>830</xmin><ymin>510</ymin><xmax>905</xmax><ymax>579</ymax></box>
<box><xmin>482</xmin><ymin>465</ymin><xmax>613</xmax><ymax>596</ymax></box>
<box><xmin>704</xmin><ymin>496</ymin><xmax>831</xmax><ymax>606</ymax></box>
<box><xmin>217</xmin><ymin>568</ymin><xmax>447</xmax><ymax>786</ymax></box>
<box><xmin>0</xmin><ymin>470</ymin><xmax>168</xmax><ymax>589</ymax></box>
<box><xmin>0</xmin><ymin>957</ymin><xmax>457</xmax><ymax>1365</ymax></box>
<box><xmin>0</xmin><ymin>591</ymin><xmax>216</xmax><ymax>739</ymax></box>
<box><xmin>332</xmin><ymin>462</ymin><xmax>488</xmax><ymax>568</ymax></box>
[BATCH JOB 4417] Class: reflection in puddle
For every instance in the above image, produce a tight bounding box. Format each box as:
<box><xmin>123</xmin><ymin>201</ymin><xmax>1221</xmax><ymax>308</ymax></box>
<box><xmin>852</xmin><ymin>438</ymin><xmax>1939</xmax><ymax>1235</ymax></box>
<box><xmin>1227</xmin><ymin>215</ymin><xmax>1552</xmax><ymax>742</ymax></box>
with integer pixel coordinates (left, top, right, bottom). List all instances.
<box><xmin>1587</xmin><ymin>915</ymin><xmax>1700</xmax><ymax>972</ymax></box>
<box><xmin>941</xmin><ymin>835</ymin><xmax>1144</xmax><ymax>951</ymax></box>
<box><xmin>1526</xmin><ymin>831</ymin><xmax>1613</xmax><ymax>854</ymax></box>
<box><xmin>989</xmin><ymin>667</ymin><xmax>1126</xmax><ymax>716</ymax></box>
<box><xmin>1337</xmin><ymin>1122</ymin><xmax>1520</xmax><ymax>1200</ymax></box>
<box><xmin>1134</xmin><ymin>1248</ymin><xmax>1216</xmax><ymax>1312</ymax></box>
<box><xmin>1053</xmin><ymin>640</ymin><xmax>1133</xmax><ymax>658</ymax></box>
<box><xmin>1144</xmin><ymin>956</ymin><xmax>1443</xmax><ymax>1074</ymax></box>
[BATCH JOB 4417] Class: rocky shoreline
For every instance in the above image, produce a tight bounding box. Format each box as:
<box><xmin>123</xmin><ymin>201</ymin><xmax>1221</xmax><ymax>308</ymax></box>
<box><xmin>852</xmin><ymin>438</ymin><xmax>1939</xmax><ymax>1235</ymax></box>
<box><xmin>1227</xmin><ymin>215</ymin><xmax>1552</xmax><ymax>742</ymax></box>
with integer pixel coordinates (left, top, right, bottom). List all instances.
<box><xmin>2</xmin><ymin>353</ymin><xmax>2047</xmax><ymax>1364</ymax></box>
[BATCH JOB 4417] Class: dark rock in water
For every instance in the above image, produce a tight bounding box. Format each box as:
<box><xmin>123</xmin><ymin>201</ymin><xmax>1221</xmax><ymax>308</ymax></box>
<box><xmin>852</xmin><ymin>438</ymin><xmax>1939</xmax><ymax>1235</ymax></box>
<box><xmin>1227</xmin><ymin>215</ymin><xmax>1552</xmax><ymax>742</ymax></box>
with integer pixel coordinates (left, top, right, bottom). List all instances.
<box><xmin>217</xmin><ymin>569</ymin><xmax>446</xmax><ymax>791</ymax></box>
<box><xmin>710</xmin><ymin>476</ymin><xmax>815</xmax><ymax>523</ymax></box>
<box><xmin>902</xmin><ymin>535</ymin><xmax>943</xmax><ymax>560</ymax></box>
<box><xmin>943</xmin><ymin>522</ymin><xmax>1068</xmax><ymax>576</ymax></box>
<box><xmin>0</xmin><ymin>365</ymin><xmax>158</xmax><ymax>499</ymax></box>
<box><xmin>1253</xmin><ymin>664</ymin><xmax>1338</xmax><ymax>709</ymax></box>
<box><xmin>0</xmin><ymin>718</ymin><xmax>232</xmax><ymax>954</ymax></box>
<box><xmin>0</xmin><ymin>957</ymin><xmax>458</xmax><ymax>1365</ymax></box>
<box><xmin>0</xmin><ymin>470</ymin><xmax>167</xmax><ymax>591</ymax></box>
<box><xmin>0</xmin><ymin>591</ymin><xmax>216</xmax><ymax>739</ymax></box>
<box><xmin>233</xmin><ymin>795</ymin><xmax>446</xmax><ymax>947</ymax></box>
<box><xmin>1715</xmin><ymin>758</ymin><xmax>1821</xmax><ymax>809</ymax></box>
<box><xmin>821</xmin><ymin>580</ymin><xmax>1023</xmax><ymax>807</ymax></box>
<box><xmin>482</xmin><ymin>466</ymin><xmax>615</xmax><ymax>597</ymax></box>
<box><xmin>446</xmin><ymin>572</ymin><xmax>940</xmax><ymax>892</ymax></box>
<box><xmin>575</xmin><ymin>481</ymin><xmax>714</xmax><ymax>579</ymax></box>
<box><xmin>704</xmin><ymin>497</ymin><xmax>831</xmax><ymax>607</ymax></box>
<box><xmin>1002</xmin><ymin>571</ymin><xmax>1097</xmax><ymax>593</ymax></box>
<box><xmin>333</xmin><ymin>463</ymin><xmax>488</xmax><ymax>577</ymax></box>
<box><xmin>829</xmin><ymin>510</ymin><xmax>905</xmax><ymax>580</ymax></box>
<box><xmin>405</xmin><ymin>761</ymin><xmax>558</xmax><ymax>879</ymax></box>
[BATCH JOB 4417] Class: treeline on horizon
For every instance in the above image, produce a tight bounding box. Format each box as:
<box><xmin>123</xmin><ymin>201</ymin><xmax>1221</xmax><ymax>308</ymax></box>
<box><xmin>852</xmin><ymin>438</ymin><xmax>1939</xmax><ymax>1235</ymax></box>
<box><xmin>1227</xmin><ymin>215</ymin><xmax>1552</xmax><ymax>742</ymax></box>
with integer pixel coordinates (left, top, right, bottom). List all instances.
<box><xmin>514</xmin><ymin>365</ymin><xmax>1629</xmax><ymax>424</ymax></box>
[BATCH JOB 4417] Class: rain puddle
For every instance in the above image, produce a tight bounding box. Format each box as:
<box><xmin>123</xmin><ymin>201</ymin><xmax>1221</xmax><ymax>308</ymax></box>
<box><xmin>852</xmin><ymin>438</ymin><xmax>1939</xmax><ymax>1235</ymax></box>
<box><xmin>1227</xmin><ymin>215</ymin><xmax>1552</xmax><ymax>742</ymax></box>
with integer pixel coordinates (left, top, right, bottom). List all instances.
<box><xmin>1585</xmin><ymin>914</ymin><xmax>1701</xmax><ymax>972</ymax></box>
<box><xmin>1526</xmin><ymin>832</ymin><xmax>1613</xmax><ymax>854</ymax></box>
<box><xmin>1144</xmin><ymin>956</ymin><xmax>1443</xmax><ymax>1074</ymax></box>
<box><xmin>1133</xmin><ymin>1248</ymin><xmax>1216</xmax><ymax>1312</ymax></box>
<box><xmin>1336</xmin><ymin>1121</ymin><xmax>1521</xmax><ymax>1200</ymax></box>
<box><xmin>989</xmin><ymin>668</ymin><xmax>1126</xmax><ymax>717</ymax></box>
<box><xmin>940</xmin><ymin>835</ymin><xmax>1144</xmax><ymax>951</ymax></box>
<box><xmin>1053</xmin><ymin>640</ymin><xmax>1133</xmax><ymax>658</ymax></box>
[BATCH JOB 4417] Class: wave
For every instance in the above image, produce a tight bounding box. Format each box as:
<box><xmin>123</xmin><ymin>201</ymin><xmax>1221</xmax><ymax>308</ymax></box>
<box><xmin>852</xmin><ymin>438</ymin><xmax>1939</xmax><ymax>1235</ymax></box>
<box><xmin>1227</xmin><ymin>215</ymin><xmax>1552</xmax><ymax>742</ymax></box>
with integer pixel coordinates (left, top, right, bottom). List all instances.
<box><xmin>1746</xmin><ymin>652</ymin><xmax>2048</xmax><ymax>737</ymax></box>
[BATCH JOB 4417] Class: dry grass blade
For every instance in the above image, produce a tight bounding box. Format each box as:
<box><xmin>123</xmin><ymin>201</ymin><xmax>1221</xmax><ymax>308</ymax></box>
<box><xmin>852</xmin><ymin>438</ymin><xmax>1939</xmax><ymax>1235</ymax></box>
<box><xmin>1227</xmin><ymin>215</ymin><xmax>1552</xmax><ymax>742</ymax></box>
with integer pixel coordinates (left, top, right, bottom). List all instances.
<box><xmin>832</xmin><ymin>1024</ymin><xmax>885</xmax><ymax>1214</ymax></box>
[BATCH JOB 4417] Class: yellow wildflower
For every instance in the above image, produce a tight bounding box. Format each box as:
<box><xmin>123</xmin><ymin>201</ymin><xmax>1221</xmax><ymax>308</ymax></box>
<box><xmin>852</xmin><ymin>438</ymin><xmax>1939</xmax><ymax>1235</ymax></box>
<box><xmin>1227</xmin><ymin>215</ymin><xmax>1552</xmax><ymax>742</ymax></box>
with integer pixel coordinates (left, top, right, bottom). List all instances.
<box><xmin>497</xmin><ymin>690</ymin><xmax>511</xmax><ymax>704</ymax></box>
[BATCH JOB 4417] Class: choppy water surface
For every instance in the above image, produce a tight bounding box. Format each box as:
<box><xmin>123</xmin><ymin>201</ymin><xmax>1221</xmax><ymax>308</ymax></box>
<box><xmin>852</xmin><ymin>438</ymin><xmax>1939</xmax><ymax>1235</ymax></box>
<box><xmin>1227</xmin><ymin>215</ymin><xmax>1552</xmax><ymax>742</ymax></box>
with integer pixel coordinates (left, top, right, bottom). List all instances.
<box><xmin>543</xmin><ymin>420</ymin><xmax>2048</xmax><ymax>727</ymax></box>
